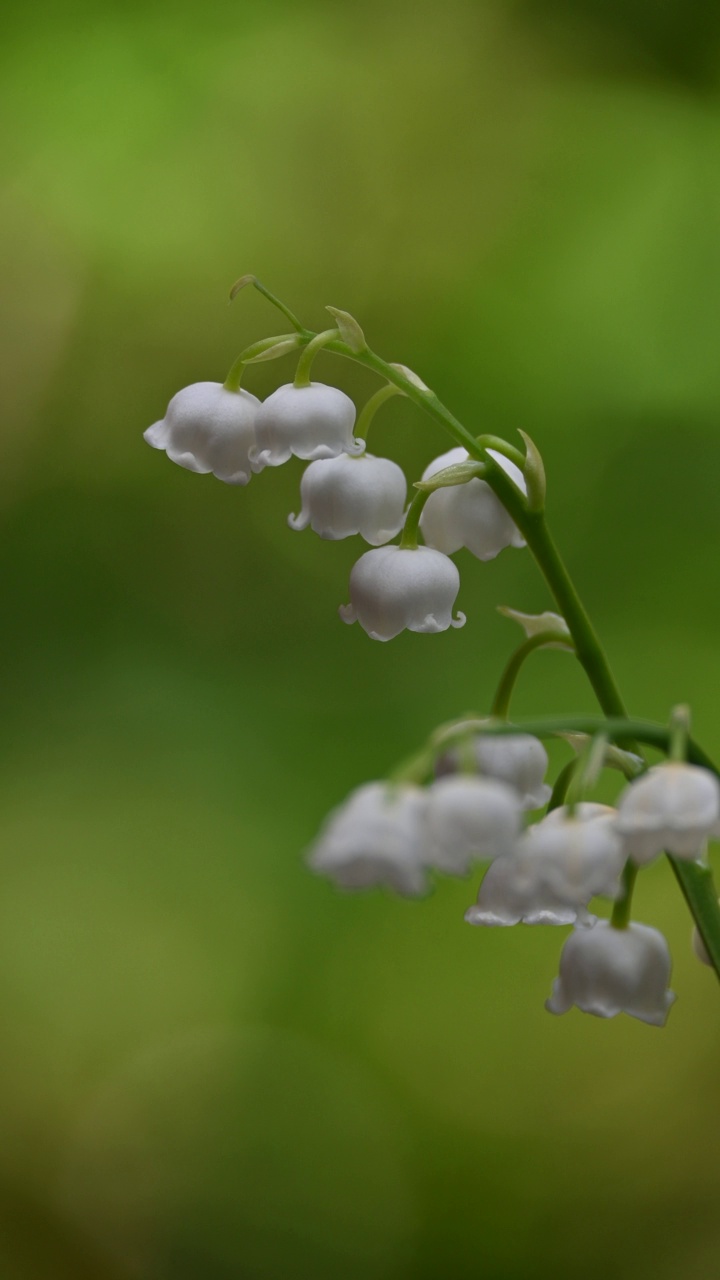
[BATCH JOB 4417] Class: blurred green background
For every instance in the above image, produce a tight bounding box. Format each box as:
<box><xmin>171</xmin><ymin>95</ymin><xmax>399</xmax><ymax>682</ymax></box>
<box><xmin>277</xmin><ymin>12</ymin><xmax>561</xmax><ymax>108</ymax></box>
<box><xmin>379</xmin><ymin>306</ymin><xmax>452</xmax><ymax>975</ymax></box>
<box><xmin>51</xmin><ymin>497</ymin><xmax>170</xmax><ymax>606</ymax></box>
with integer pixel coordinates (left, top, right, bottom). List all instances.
<box><xmin>2</xmin><ymin>0</ymin><xmax>720</xmax><ymax>1276</ymax></box>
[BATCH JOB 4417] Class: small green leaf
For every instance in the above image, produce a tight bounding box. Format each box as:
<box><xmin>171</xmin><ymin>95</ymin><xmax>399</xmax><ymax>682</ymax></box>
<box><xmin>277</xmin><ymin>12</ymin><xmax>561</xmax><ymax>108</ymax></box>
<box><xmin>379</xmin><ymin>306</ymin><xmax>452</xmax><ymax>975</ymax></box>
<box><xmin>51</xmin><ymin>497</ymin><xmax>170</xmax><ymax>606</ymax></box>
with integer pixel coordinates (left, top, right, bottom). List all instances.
<box><xmin>389</xmin><ymin>362</ymin><xmax>430</xmax><ymax>392</ymax></box>
<box><xmin>229</xmin><ymin>274</ymin><xmax>258</xmax><ymax>302</ymax></box>
<box><xmin>244</xmin><ymin>336</ymin><xmax>302</xmax><ymax>363</ymax></box>
<box><xmin>559</xmin><ymin>732</ymin><xmax>644</xmax><ymax>777</ymax></box>
<box><xmin>414</xmin><ymin>461</ymin><xmax>485</xmax><ymax>492</ymax></box>
<box><xmin>498</xmin><ymin>605</ymin><xmax>572</xmax><ymax>648</ymax></box>
<box><xmin>518</xmin><ymin>430</ymin><xmax>546</xmax><ymax>512</ymax></box>
<box><xmin>325</xmin><ymin>306</ymin><xmax>367</xmax><ymax>352</ymax></box>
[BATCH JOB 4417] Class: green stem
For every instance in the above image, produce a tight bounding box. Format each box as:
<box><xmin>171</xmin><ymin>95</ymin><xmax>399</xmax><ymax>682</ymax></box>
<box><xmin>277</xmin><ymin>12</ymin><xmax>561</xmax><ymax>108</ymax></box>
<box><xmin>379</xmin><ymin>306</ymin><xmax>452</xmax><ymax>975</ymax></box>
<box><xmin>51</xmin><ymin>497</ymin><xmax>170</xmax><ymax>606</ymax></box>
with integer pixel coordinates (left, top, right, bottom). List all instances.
<box><xmin>294</xmin><ymin>329</ymin><xmax>340</xmax><ymax>388</ymax></box>
<box><xmin>564</xmin><ymin>732</ymin><xmax>608</xmax><ymax>813</ymax></box>
<box><xmin>399</xmin><ymin>489</ymin><xmax>431</xmax><ymax>550</ymax></box>
<box><xmin>669</xmin><ymin>704</ymin><xmax>691</xmax><ymax>762</ymax></box>
<box><xmin>611</xmin><ymin>862</ymin><xmax>639</xmax><ymax>929</ymax></box>
<box><xmin>248</xmin><ymin>279</ymin><xmax>309</xmax><ymax>335</ymax></box>
<box><xmin>490</xmin><ymin>631</ymin><xmax>575</xmax><ymax>720</ymax></box>
<box><xmin>355</xmin><ymin>383</ymin><xmax>403</xmax><ymax>442</ymax></box>
<box><xmin>547</xmin><ymin>760</ymin><xmax>576</xmax><ymax>813</ymax></box>
<box><xmin>475</xmin><ymin>434</ymin><xmax>526</xmax><ymax>470</ymax></box>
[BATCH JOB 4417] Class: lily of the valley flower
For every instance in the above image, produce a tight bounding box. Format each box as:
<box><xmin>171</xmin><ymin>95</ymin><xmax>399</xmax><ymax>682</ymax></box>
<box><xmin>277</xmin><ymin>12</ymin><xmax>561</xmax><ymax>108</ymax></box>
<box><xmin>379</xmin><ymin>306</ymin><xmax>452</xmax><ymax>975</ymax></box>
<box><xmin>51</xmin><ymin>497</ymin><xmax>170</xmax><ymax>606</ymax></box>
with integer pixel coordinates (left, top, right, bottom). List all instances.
<box><xmin>546</xmin><ymin>920</ymin><xmax>676</xmax><ymax>1026</ymax></box>
<box><xmin>144</xmin><ymin>382</ymin><xmax>260</xmax><ymax>484</ymax></box>
<box><xmin>288</xmin><ymin>452</ymin><xmax>407</xmax><ymax>545</ymax></box>
<box><xmin>419</xmin><ymin>447</ymin><xmax>526</xmax><ymax>561</ymax></box>
<box><xmin>520</xmin><ymin>804</ymin><xmax>626</xmax><ymax>904</ymax></box>
<box><xmin>249</xmin><ymin>382</ymin><xmax>364</xmax><ymax>469</ymax></box>
<box><xmin>424</xmin><ymin>776</ymin><xmax>522</xmax><ymax>875</ymax></box>
<box><xmin>306</xmin><ymin>781</ymin><xmax>429</xmax><ymax>896</ymax></box>
<box><xmin>436</xmin><ymin>722</ymin><xmax>552</xmax><ymax>810</ymax></box>
<box><xmin>464</xmin><ymin>854</ymin><xmax>586</xmax><ymax>927</ymax></box>
<box><xmin>615</xmin><ymin>762</ymin><xmax>720</xmax><ymax>862</ymax></box>
<box><xmin>464</xmin><ymin>803</ymin><xmax>624</xmax><ymax>928</ymax></box>
<box><xmin>339</xmin><ymin>545</ymin><xmax>465</xmax><ymax>641</ymax></box>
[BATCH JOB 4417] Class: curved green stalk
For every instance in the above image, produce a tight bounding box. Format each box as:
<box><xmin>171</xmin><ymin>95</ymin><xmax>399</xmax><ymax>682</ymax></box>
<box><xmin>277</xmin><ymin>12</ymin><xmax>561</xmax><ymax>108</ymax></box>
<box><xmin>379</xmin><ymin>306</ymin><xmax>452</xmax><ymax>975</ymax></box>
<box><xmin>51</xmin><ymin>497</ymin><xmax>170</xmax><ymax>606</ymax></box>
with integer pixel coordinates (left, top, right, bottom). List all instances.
<box><xmin>355</xmin><ymin>383</ymin><xmax>403</xmax><ymax>442</ymax></box>
<box><xmin>490</xmin><ymin>631</ymin><xmax>575</xmax><ymax>720</ymax></box>
<box><xmin>294</xmin><ymin>329</ymin><xmax>340</xmax><ymax>387</ymax></box>
<box><xmin>611</xmin><ymin>863</ymin><xmax>639</xmax><ymax>929</ymax></box>
<box><xmin>399</xmin><ymin>488</ymin><xmax>431</xmax><ymax>550</ymax></box>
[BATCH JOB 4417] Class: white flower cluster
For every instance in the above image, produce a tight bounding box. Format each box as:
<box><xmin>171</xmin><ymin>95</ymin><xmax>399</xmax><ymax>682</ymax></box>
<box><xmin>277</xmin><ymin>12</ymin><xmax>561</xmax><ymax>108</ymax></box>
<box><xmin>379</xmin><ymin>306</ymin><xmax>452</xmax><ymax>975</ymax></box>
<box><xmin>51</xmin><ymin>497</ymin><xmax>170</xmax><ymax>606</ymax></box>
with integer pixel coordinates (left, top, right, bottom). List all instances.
<box><xmin>307</xmin><ymin>746</ymin><xmax>720</xmax><ymax>1027</ymax></box>
<box><xmin>145</xmin><ymin>380</ymin><xmax>526</xmax><ymax>641</ymax></box>
<box><xmin>144</xmin><ymin>322</ymin><xmax>720</xmax><ymax>1033</ymax></box>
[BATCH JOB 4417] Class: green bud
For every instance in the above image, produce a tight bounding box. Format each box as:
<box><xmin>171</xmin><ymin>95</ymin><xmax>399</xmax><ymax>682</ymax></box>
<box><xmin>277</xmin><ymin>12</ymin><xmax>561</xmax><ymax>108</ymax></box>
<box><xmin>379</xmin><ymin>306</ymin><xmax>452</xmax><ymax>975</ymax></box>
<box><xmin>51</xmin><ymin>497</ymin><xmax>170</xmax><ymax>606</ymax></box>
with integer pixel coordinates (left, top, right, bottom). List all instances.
<box><xmin>325</xmin><ymin>306</ymin><xmax>367</xmax><ymax>353</ymax></box>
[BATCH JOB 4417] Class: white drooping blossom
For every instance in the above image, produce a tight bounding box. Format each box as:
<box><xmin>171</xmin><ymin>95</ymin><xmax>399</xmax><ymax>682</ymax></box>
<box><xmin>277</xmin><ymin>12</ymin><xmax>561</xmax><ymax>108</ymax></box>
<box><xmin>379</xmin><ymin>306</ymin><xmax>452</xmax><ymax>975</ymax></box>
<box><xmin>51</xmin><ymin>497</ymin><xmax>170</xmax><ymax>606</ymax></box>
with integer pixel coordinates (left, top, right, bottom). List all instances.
<box><xmin>419</xmin><ymin>447</ymin><xmax>526</xmax><ymax>561</ymax></box>
<box><xmin>249</xmin><ymin>382</ymin><xmax>364</xmax><ymax>470</ymax></box>
<box><xmin>144</xmin><ymin>382</ymin><xmax>260</xmax><ymax>484</ymax></box>
<box><xmin>306</xmin><ymin>781</ymin><xmax>429</xmax><ymax>896</ymax></box>
<box><xmin>520</xmin><ymin>805</ymin><xmax>626</xmax><ymax>904</ymax></box>
<box><xmin>424</xmin><ymin>776</ymin><xmax>523</xmax><ymax>876</ymax></box>
<box><xmin>615</xmin><ymin>762</ymin><xmax>720</xmax><ymax>863</ymax></box>
<box><xmin>339</xmin><ymin>545</ymin><xmax>465</xmax><ymax>641</ymax></box>
<box><xmin>288</xmin><ymin>452</ymin><xmax>407</xmax><ymax>545</ymax></box>
<box><xmin>546</xmin><ymin>920</ymin><xmax>676</xmax><ymax>1026</ymax></box>
<box><xmin>464</xmin><ymin>803</ymin><xmax>625</xmax><ymax>928</ymax></box>
<box><xmin>436</xmin><ymin>722</ymin><xmax>552</xmax><ymax>810</ymax></box>
<box><xmin>464</xmin><ymin>854</ymin><xmax>586</xmax><ymax>927</ymax></box>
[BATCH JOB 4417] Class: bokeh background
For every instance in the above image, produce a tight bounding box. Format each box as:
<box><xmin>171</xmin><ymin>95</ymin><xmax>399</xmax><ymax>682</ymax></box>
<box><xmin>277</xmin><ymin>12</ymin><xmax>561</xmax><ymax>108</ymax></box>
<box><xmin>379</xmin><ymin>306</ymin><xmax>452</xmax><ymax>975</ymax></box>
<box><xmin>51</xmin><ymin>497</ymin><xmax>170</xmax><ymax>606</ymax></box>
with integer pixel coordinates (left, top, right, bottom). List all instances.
<box><xmin>2</xmin><ymin>0</ymin><xmax>720</xmax><ymax>1276</ymax></box>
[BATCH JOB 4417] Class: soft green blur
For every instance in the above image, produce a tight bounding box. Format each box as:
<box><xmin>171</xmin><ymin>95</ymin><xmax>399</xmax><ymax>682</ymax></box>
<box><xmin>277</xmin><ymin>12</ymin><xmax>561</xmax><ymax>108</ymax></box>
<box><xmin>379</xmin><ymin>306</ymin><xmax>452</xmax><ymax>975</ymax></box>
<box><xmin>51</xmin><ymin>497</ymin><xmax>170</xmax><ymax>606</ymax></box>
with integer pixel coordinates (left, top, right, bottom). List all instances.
<box><xmin>2</xmin><ymin>1</ymin><xmax>720</xmax><ymax>1276</ymax></box>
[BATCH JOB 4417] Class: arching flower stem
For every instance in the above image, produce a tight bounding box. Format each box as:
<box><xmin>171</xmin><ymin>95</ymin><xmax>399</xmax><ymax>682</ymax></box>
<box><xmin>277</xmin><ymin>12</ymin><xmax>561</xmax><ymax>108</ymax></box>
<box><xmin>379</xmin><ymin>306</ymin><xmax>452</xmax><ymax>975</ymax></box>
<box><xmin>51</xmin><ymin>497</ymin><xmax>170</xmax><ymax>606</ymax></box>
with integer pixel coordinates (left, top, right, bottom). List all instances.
<box><xmin>355</xmin><ymin>383</ymin><xmax>404</xmax><ymax>442</ymax></box>
<box><xmin>399</xmin><ymin>488</ymin><xmax>432</xmax><ymax>550</ymax></box>
<box><xmin>547</xmin><ymin>760</ymin><xmax>577</xmax><ymax>814</ymax></box>
<box><xmin>229</xmin><ymin>275</ymin><xmax>310</xmax><ymax>336</ymax></box>
<box><xmin>490</xmin><ymin>631</ymin><xmax>576</xmax><ymax>721</ymax></box>
<box><xmin>293</xmin><ymin>329</ymin><xmax>341</xmax><ymax>388</ymax></box>
<box><xmin>611</xmin><ymin>864</ymin><xmax>639</xmax><ymax>930</ymax></box>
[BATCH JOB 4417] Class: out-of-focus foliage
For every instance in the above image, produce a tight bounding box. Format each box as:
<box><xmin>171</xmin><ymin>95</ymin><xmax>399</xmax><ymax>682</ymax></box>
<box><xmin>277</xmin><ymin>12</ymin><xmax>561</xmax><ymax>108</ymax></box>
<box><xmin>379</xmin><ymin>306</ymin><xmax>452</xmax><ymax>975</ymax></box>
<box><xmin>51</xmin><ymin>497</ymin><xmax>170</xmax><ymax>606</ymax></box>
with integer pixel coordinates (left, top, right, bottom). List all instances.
<box><xmin>1</xmin><ymin>1</ymin><xmax>720</xmax><ymax>1276</ymax></box>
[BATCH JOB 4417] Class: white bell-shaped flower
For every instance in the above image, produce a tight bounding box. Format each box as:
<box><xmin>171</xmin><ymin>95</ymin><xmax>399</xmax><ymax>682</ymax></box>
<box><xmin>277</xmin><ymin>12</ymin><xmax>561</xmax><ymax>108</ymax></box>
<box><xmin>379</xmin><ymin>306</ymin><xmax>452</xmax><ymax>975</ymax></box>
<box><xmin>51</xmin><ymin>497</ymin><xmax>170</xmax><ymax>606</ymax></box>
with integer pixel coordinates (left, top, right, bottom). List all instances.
<box><xmin>437</xmin><ymin>721</ymin><xmax>551</xmax><ymax>810</ymax></box>
<box><xmin>306</xmin><ymin>781</ymin><xmax>429</xmax><ymax>896</ymax></box>
<box><xmin>249</xmin><ymin>382</ymin><xmax>364</xmax><ymax>470</ymax></box>
<box><xmin>546</xmin><ymin>920</ymin><xmax>676</xmax><ymax>1026</ymax></box>
<box><xmin>465</xmin><ymin>803</ymin><xmax>624</xmax><ymax>928</ymax></box>
<box><xmin>419</xmin><ymin>447</ymin><xmax>526</xmax><ymax>561</ymax></box>
<box><xmin>288</xmin><ymin>452</ymin><xmax>406</xmax><ymax>545</ymax></box>
<box><xmin>519</xmin><ymin>805</ymin><xmax>626</xmax><ymax>905</ymax></box>
<box><xmin>615</xmin><ymin>762</ymin><xmax>720</xmax><ymax>863</ymax></box>
<box><xmin>144</xmin><ymin>382</ymin><xmax>260</xmax><ymax>485</ymax></box>
<box><xmin>464</xmin><ymin>854</ymin><xmax>586</xmax><ymax>927</ymax></box>
<box><xmin>339</xmin><ymin>545</ymin><xmax>465</xmax><ymax>641</ymax></box>
<box><xmin>424</xmin><ymin>776</ymin><xmax>522</xmax><ymax>876</ymax></box>
<box><xmin>539</xmin><ymin>802</ymin><xmax>616</xmax><ymax>827</ymax></box>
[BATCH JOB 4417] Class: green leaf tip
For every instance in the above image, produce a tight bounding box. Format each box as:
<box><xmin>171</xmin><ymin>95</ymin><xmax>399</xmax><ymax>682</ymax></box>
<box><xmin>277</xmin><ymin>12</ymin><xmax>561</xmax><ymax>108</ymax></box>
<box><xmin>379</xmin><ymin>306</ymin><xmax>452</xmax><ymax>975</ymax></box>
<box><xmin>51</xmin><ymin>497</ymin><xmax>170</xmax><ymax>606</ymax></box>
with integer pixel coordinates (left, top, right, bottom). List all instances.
<box><xmin>518</xmin><ymin>430</ymin><xmax>546</xmax><ymax>512</ymax></box>
<box><xmin>229</xmin><ymin>274</ymin><xmax>259</xmax><ymax>302</ymax></box>
<box><xmin>325</xmin><ymin>307</ymin><xmax>367</xmax><ymax>353</ymax></box>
